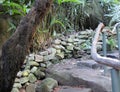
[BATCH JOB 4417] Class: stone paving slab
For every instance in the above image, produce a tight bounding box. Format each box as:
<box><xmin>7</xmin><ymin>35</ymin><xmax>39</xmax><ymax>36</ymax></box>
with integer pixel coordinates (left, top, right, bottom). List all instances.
<box><xmin>59</xmin><ymin>87</ymin><xmax>92</xmax><ymax>92</ymax></box>
<box><xmin>47</xmin><ymin>58</ymin><xmax>112</xmax><ymax>92</ymax></box>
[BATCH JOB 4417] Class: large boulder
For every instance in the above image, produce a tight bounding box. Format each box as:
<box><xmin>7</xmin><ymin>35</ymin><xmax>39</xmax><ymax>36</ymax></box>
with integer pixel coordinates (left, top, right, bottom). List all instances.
<box><xmin>26</xmin><ymin>84</ymin><xmax>36</xmax><ymax>92</ymax></box>
<box><xmin>36</xmin><ymin>78</ymin><xmax>58</xmax><ymax>92</ymax></box>
<box><xmin>46</xmin><ymin>59</ymin><xmax>112</xmax><ymax>92</ymax></box>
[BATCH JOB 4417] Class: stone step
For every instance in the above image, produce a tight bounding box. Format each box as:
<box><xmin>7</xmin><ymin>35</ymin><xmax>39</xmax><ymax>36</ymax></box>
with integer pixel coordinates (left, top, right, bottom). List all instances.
<box><xmin>58</xmin><ymin>86</ymin><xmax>92</xmax><ymax>92</ymax></box>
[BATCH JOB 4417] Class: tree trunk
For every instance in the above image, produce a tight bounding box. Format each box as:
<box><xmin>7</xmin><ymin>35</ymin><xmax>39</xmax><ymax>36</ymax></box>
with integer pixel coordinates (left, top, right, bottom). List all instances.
<box><xmin>0</xmin><ymin>0</ymin><xmax>53</xmax><ymax>92</ymax></box>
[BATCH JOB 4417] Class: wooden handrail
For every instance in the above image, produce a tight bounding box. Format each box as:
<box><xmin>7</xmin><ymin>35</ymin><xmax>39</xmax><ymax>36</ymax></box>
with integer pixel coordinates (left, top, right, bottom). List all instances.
<box><xmin>91</xmin><ymin>23</ymin><xmax>120</xmax><ymax>70</ymax></box>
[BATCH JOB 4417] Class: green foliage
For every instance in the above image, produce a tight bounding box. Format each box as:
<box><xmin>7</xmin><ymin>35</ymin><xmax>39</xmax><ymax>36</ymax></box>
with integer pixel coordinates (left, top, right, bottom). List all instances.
<box><xmin>7</xmin><ymin>21</ymin><xmax>16</xmax><ymax>32</ymax></box>
<box><xmin>0</xmin><ymin>0</ymin><xmax>33</xmax><ymax>33</ymax></box>
<box><xmin>106</xmin><ymin>5</ymin><xmax>120</xmax><ymax>26</ymax></box>
<box><xmin>50</xmin><ymin>18</ymin><xmax>65</xmax><ymax>29</ymax></box>
<box><xmin>107</xmin><ymin>36</ymin><xmax>117</xmax><ymax>50</ymax></box>
<box><xmin>53</xmin><ymin>0</ymin><xmax>87</xmax><ymax>33</ymax></box>
<box><xmin>103</xmin><ymin>0</ymin><xmax>120</xmax><ymax>26</ymax></box>
<box><xmin>81</xmin><ymin>40</ymin><xmax>91</xmax><ymax>50</ymax></box>
<box><xmin>57</xmin><ymin>0</ymin><xmax>84</xmax><ymax>5</ymax></box>
<box><xmin>0</xmin><ymin>0</ymin><xmax>5</xmax><ymax>3</ymax></box>
<box><xmin>1</xmin><ymin>0</ymin><xmax>119</xmax><ymax>51</ymax></box>
<box><xmin>2</xmin><ymin>1</ymin><xmax>31</xmax><ymax>16</ymax></box>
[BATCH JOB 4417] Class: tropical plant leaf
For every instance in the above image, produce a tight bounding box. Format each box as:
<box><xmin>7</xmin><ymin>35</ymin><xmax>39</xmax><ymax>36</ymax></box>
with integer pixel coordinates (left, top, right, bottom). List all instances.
<box><xmin>105</xmin><ymin>4</ymin><xmax>120</xmax><ymax>25</ymax></box>
<box><xmin>56</xmin><ymin>0</ymin><xmax>85</xmax><ymax>5</ymax></box>
<box><xmin>2</xmin><ymin>1</ymin><xmax>28</xmax><ymax>16</ymax></box>
<box><xmin>0</xmin><ymin>0</ymin><xmax>5</xmax><ymax>4</ymax></box>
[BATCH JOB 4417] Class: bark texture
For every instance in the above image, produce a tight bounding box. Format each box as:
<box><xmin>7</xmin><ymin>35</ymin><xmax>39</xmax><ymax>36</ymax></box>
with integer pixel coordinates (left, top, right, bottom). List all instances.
<box><xmin>91</xmin><ymin>23</ymin><xmax>120</xmax><ymax>70</ymax></box>
<box><xmin>0</xmin><ymin>0</ymin><xmax>53</xmax><ymax>92</ymax></box>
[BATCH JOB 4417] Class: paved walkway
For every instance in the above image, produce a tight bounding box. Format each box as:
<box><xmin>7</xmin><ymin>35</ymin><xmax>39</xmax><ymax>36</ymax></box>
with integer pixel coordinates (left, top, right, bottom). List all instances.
<box><xmin>47</xmin><ymin>58</ymin><xmax>112</xmax><ymax>92</ymax></box>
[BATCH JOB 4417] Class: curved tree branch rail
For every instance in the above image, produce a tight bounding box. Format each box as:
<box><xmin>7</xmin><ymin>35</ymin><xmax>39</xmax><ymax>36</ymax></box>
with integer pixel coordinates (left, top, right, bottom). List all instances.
<box><xmin>0</xmin><ymin>0</ymin><xmax>53</xmax><ymax>92</ymax></box>
<box><xmin>91</xmin><ymin>23</ymin><xmax>120</xmax><ymax>70</ymax></box>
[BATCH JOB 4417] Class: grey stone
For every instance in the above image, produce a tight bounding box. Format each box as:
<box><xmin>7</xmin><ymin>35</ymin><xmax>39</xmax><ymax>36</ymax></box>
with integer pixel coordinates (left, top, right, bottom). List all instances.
<box><xmin>64</xmin><ymin>50</ymin><xmax>72</xmax><ymax>54</ymax></box>
<box><xmin>56</xmin><ymin>52</ymin><xmax>64</xmax><ymax>59</ymax></box>
<box><xmin>77</xmin><ymin>34</ymin><xmax>88</xmax><ymax>38</ymax></box>
<box><xmin>50</xmin><ymin>58</ymin><xmax>60</xmax><ymax>64</ymax></box>
<box><xmin>74</xmin><ymin>46</ymin><xmax>81</xmax><ymax>50</ymax></box>
<box><xmin>73</xmin><ymin>38</ymin><xmax>80</xmax><ymax>42</ymax></box>
<box><xmin>54</xmin><ymin>39</ymin><xmax>61</xmax><ymax>45</ymax></box>
<box><xmin>47</xmin><ymin>48</ymin><xmax>56</xmax><ymax>54</ymax></box>
<box><xmin>51</xmin><ymin>48</ymin><xmax>57</xmax><ymax>54</ymax></box>
<box><xmin>86</xmin><ymin>29</ymin><xmax>93</xmax><ymax>34</ymax></box>
<box><xmin>60</xmin><ymin>45</ymin><xmax>65</xmax><ymax>50</ymax></box>
<box><xmin>17</xmin><ymin>71</ymin><xmax>22</xmax><ymax>77</ymax></box>
<box><xmin>46</xmin><ymin>61</ymin><xmax>52</xmax><ymax>67</ymax></box>
<box><xmin>54</xmin><ymin>45</ymin><xmax>65</xmax><ymax>51</ymax></box>
<box><xmin>35</xmin><ymin>55</ymin><xmax>44</xmax><ymax>62</ymax></box>
<box><xmin>56</xmin><ymin>49</ymin><xmax>61</xmax><ymax>54</ymax></box>
<box><xmin>60</xmin><ymin>37</ymin><xmax>67</xmax><ymax>41</ymax></box>
<box><xmin>31</xmin><ymin>66</ymin><xmax>38</xmax><ymax>73</ymax></box>
<box><xmin>53</xmin><ymin>45</ymin><xmax>62</xmax><ymax>50</ymax></box>
<box><xmin>28</xmin><ymin>54</ymin><xmax>35</xmax><ymax>61</ymax></box>
<box><xmin>69</xmin><ymin>35</ymin><xmax>76</xmax><ymax>39</ymax></box>
<box><xmin>36</xmin><ymin>78</ymin><xmax>58</xmax><ymax>92</ymax></box>
<box><xmin>22</xmin><ymin>70</ymin><xmax>30</xmax><ymax>77</ymax></box>
<box><xmin>39</xmin><ymin>67</ymin><xmax>46</xmax><ymax>72</ymax></box>
<box><xmin>25</xmin><ymin>82</ymin><xmax>30</xmax><ymax>86</ymax></box>
<box><xmin>67</xmin><ymin>43</ymin><xmax>73</xmax><ymax>46</ymax></box>
<box><xmin>28</xmin><ymin>73</ymin><xmax>37</xmax><ymax>83</ymax></box>
<box><xmin>77</xmin><ymin>40</ymin><xmax>86</xmax><ymax>44</ymax></box>
<box><xmin>11</xmin><ymin>88</ymin><xmax>19</xmax><ymax>92</ymax></box>
<box><xmin>61</xmin><ymin>41</ymin><xmax>67</xmax><ymax>45</ymax></box>
<box><xmin>25</xmin><ymin>65</ymin><xmax>30</xmax><ymax>70</ymax></box>
<box><xmin>66</xmin><ymin>45</ymin><xmax>74</xmax><ymax>51</ymax></box>
<box><xmin>13</xmin><ymin>83</ymin><xmax>22</xmax><ymax>88</ymax></box>
<box><xmin>67</xmin><ymin>38</ymin><xmax>73</xmax><ymax>43</ymax></box>
<box><xmin>39</xmin><ymin>51</ymin><xmax>49</xmax><ymax>56</ymax></box>
<box><xmin>40</xmin><ymin>63</ymin><xmax>46</xmax><ymax>68</ymax></box>
<box><xmin>28</xmin><ymin>61</ymin><xmax>39</xmax><ymax>66</ymax></box>
<box><xmin>65</xmin><ymin>54</ymin><xmax>73</xmax><ymax>58</ymax></box>
<box><xmin>35</xmin><ymin>69</ymin><xmax>46</xmax><ymax>79</ymax></box>
<box><xmin>20</xmin><ymin>77</ymin><xmax>29</xmax><ymax>84</ymax></box>
<box><xmin>26</xmin><ymin>84</ymin><xmax>36</xmax><ymax>92</ymax></box>
<box><xmin>79</xmin><ymin>31</ymin><xmax>90</xmax><ymax>35</ymax></box>
<box><xmin>43</xmin><ymin>48</ymin><xmax>56</xmax><ymax>61</ymax></box>
<box><xmin>44</xmin><ymin>54</ymin><xmax>55</xmax><ymax>61</ymax></box>
<box><xmin>73</xmin><ymin>42</ymin><xmax>78</xmax><ymax>45</ymax></box>
<box><xmin>14</xmin><ymin>78</ymin><xmax>20</xmax><ymax>83</ymax></box>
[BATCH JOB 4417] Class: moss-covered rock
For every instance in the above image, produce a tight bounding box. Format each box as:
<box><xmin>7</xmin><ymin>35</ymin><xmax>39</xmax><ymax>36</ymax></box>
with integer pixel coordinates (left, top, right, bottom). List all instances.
<box><xmin>36</xmin><ymin>78</ymin><xmax>58</xmax><ymax>92</ymax></box>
